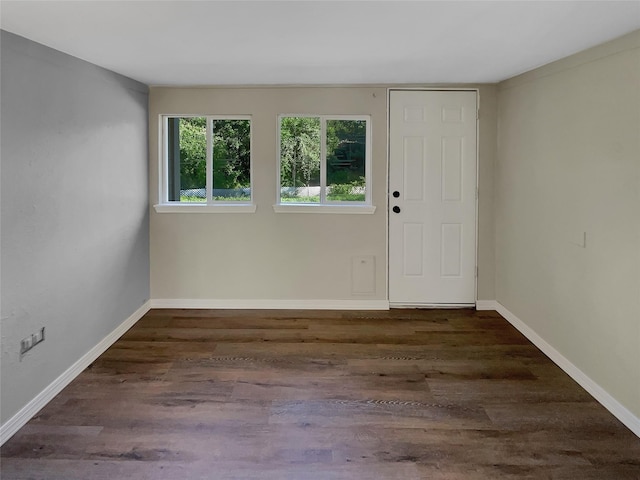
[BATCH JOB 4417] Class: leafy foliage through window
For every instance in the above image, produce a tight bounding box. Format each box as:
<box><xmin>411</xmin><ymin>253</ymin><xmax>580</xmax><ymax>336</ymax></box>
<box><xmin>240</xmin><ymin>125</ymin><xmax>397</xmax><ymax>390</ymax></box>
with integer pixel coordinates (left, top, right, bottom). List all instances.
<box><xmin>278</xmin><ymin>115</ymin><xmax>370</xmax><ymax>204</ymax></box>
<box><xmin>164</xmin><ymin>116</ymin><xmax>251</xmax><ymax>203</ymax></box>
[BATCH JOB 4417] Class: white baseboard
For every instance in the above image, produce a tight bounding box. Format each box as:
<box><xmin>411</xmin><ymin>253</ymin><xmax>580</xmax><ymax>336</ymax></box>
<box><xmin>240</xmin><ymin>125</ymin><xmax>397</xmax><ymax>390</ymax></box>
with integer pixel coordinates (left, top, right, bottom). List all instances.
<box><xmin>475</xmin><ymin>300</ymin><xmax>499</xmax><ymax>310</ymax></box>
<box><xmin>0</xmin><ymin>300</ymin><xmax>151</xmax><ymax>446</ymax></box>
<box><xmin>495</xmin><ymin>302</ymin><xmax>640</xmax><ymax>438</ymax></box>
<box><xmin>150</xmin><ymin>298</ymin><xmax>390</xmax><ymax>310</ymax></box>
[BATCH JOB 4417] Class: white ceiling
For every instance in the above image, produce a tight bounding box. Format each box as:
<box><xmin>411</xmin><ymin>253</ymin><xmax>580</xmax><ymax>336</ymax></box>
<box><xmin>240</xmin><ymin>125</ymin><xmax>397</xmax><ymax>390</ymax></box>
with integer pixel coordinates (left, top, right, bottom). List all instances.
<box><xmin>1</xmin><ymin>1</ymin><xmax>639</xmax><ymax>86</ymax></box>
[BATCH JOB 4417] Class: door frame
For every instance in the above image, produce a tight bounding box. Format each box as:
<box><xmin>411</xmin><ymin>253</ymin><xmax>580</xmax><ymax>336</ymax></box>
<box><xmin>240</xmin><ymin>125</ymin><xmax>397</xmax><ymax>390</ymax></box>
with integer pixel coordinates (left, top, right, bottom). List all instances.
<box><xmin>386</xmin><ymin>87</ymin><xmax>480</xmax><ymax>308</ymax></box>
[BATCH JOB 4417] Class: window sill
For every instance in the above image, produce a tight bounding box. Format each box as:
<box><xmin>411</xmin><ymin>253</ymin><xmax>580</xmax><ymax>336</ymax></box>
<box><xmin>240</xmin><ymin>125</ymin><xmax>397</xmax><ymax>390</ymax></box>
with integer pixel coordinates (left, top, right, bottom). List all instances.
<box><xmin>154</xmin><ymin>204</ymin><xmax>257</xmax><ymax>214</ymax></box>
<box><xmin>272</xmin><ymin>204</ymin><xmax>376</xmax><ymax>214</ymax></box>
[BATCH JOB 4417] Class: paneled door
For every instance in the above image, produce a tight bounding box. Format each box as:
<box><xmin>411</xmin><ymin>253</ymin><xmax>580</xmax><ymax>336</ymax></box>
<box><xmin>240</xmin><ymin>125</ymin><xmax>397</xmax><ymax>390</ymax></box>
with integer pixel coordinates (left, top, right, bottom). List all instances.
<box><xmin>388</xmin><ymin>90</ymin><xmax>477</xmax><ymax>305</ymax></box>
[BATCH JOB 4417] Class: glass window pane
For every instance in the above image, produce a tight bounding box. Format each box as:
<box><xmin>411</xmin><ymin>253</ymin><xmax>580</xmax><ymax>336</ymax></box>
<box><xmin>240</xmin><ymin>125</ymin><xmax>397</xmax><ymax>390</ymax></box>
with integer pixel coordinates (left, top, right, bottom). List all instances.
<box><xmin>212</xmin><ymin>119</ymin><xmax>251</xmax><ymax>202</ymax></box>
<box><xmin>326</xmin><ymin>119</ymin><xmax>367</xmax><ymax>202</ymax></box>
<box><xmin>279</xmin><ymin>117</ymin><xmax>321</xmax><ymax>203</ymax></box>
<box><xmin>167</xmin><ymin>117</ymin><xmax>207</xmax><ymax>203</ymax></box>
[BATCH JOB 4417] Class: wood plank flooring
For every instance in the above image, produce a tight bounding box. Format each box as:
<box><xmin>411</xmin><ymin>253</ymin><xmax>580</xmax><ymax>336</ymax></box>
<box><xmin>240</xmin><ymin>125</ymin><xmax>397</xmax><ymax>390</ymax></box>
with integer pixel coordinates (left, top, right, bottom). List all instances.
<box><xmin>2</xmin><ymin>309</ymin><xmax>639</xmax><ymax>479</ymax></box>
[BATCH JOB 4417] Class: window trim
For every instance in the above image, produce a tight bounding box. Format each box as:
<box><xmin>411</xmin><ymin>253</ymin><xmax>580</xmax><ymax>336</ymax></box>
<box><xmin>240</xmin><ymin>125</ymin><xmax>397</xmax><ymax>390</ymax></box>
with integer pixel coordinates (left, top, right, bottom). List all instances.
<box><xmin>275</xmin><ymin>114</ymin><xmax>373</xmax><ymax>212</ymax></box>
<box><xmin>272</xmin><ymin>203</ymin><xmax>375</xmax><ymax>214</ymax></box>
<box><xmin>155</xmin><ymin>114</ymin><xmax>254</xmax><ymax>213</ymax></box>
<box><xmin>154</xmin><ymin>204</ymin><xmax>257</xmax><ymax>214</ymax></box>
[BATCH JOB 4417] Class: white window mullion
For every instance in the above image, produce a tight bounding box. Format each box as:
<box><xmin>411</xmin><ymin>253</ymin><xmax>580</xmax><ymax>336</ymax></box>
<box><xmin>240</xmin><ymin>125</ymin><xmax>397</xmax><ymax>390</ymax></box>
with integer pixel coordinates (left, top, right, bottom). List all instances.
<box><xmin>206</xmin><ymin>117</ymin><xmax>213</xmax><ymax>204</ymax></box>
<box><xmin>161</xmin><ymin>116</ymin><xmax>168</xmax><ymax>203</ymax></box>
<box><xmin>365</xmin><ymin>118</ymin><xmax>372</xmax><ymax>205</ymax></box>
<box><xmin>276</xmin><ymin>117</ymin><xmax>282</xmax><ymax>204</ymax></box>
<box><xmin>320</xmin><ymin>116</ymin><xmax>327</xmax><ymax>203</ymax></box>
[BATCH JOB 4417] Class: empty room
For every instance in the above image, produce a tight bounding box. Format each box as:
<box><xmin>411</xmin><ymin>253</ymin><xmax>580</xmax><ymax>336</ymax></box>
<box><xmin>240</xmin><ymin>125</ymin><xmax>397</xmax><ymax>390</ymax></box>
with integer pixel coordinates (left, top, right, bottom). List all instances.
<box><xmin>1</xmin><ymin>1</ymin><xmax>639</xmax><ymax>478</ymax></box>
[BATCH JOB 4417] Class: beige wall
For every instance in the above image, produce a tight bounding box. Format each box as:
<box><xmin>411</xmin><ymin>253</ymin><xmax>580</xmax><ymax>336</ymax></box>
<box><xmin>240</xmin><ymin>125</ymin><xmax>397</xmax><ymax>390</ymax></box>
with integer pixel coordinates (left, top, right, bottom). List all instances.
<box><xmin>495</xmin><ymin>31</ymin><xmax>640</xmax><ymax>418</ymax></box>
<box><xmin>477</xmin><ymin>86</ymin><xmax>497</xmax><ymax>301</ymax></box>
<box><xmin>149</xmin><ymin>85</ymin><xmax>496</xmax><ymax>303</ymax></box>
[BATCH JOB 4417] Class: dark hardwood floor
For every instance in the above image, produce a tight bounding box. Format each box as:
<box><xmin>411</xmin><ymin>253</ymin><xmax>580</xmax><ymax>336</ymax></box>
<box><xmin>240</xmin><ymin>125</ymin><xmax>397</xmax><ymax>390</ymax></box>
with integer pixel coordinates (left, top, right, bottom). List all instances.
<box><xmin>2</xmin><ymin>309</ymin><xmax>639</xmax><ymax>479</ymax></box>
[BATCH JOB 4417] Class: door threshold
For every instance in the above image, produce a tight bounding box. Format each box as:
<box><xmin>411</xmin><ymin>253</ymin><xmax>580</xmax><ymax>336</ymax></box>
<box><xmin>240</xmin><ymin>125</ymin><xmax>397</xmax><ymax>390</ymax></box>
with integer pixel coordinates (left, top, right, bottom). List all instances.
<box><xmin>389</xmin><ymin>303</ymin><xmax>476</xmax><ymax>309</ymax></box>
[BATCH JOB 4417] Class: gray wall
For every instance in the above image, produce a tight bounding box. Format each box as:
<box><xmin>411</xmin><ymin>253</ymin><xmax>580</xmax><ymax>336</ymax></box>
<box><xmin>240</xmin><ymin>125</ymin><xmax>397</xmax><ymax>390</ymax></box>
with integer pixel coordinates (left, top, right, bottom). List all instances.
<box><xmin>0</xmin><ymin>31</ymin><xmax>150</xmax><ymax>424</ymax></box>
<box><xmin>149</xmin><ymin>86</ymin><xmax>497</xmax><ymax>303</ymax></box>
<box><xmin>495</xmin><ymin>30</ymin><xmax>640</xmax><ymax>419</ymax></box>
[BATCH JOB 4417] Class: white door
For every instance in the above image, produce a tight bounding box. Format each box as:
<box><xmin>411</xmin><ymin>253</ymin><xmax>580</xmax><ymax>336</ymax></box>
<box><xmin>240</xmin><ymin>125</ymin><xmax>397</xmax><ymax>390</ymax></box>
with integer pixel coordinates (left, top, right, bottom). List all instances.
<box><xmin>388</xmin><ymin>90</ymin><xmax>477</xmax><ymax>305</ymax></box>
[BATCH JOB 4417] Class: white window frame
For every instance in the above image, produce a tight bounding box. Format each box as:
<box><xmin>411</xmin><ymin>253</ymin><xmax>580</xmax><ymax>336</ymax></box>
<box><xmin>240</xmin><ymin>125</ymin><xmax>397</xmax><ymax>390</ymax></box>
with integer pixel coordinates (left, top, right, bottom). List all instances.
<box><xmin>154</xmin><ymin>114</ymin><xmax>256</xmax><ymax>213</ymax></box>
<box><xmin>274</xmin><ymin>114</ymin><xmax>375</xmax><ymax>214</ymax></box>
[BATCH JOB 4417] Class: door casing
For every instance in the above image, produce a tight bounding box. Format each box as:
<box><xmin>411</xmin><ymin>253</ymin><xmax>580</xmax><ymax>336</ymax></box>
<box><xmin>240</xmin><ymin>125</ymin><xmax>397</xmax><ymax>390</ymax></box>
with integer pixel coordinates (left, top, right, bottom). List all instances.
<box><xmin>386</xmin><ymin>88</ymin><xmax>479</xmax><ymax>307</ymax></box>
